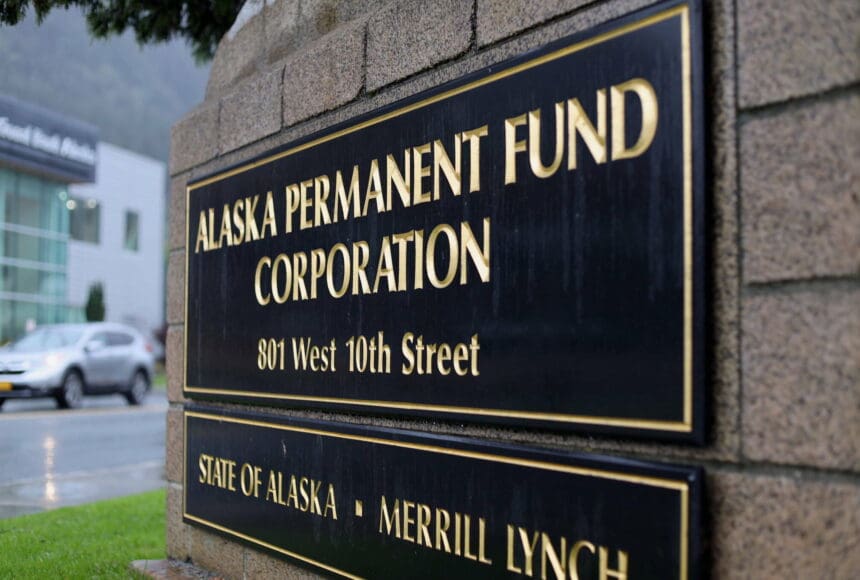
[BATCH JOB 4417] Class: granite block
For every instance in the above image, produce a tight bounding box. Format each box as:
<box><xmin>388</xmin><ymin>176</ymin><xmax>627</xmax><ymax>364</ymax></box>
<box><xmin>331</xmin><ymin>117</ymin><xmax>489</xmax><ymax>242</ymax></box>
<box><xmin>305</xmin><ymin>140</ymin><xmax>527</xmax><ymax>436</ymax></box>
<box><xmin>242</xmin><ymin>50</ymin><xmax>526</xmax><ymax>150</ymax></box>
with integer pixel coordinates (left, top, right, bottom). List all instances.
<box><xmin>738</xmin><ymin>0</ymin><xmax>860</xmax><ymax>108</ymax></box>
<box><xmin>170</xmin><ymin>104</ymin><xmax>219</xmax><ymax>176</ymax></box>
<box><xmin>710</xmin><ymin>471</ymin><xmax>860</xmax><ymax>578</ymax></box>
<box><xmin>166</xmin><ymin>250</ymin><xmax>186</xmax><ymax>325</ymax></box>
<box><xmin>742</xmin><ymin>284</ymin><xmax>860</xmax><ymax>470</ymax></box>
<box><xmin>220</xmin><ymin>65</ymin><xmax>284</xmax><ymax>153</ymax></box>
<box><xmin>742</xmin><ymin>94</ymin><xmax>860</xmax><ymax>282</ymax></box>
<box><xmin>282</xmin><ymin>19</ymin><xmax>365</xmax><ymax>127</ymax></box>
<box><xmin>367</xmin><ymin>0</ymin><xmax>472</xmax><ymax>91</ymax></box>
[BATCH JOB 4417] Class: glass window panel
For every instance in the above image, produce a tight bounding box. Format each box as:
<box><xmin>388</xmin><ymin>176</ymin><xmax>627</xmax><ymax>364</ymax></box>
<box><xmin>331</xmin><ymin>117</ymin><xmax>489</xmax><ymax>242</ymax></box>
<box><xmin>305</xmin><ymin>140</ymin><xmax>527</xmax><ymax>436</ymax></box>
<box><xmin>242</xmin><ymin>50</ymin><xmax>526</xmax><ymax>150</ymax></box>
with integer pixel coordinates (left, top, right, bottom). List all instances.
<box><xmin>1</xmin><ymin>266</ymin><xmax>65</xmax><ymax>298</ymax></box>
<box><xmin>124</xmin><ymin>211</ymin><xmax>140</xmax><ymax>251</ymax></box>
<box><xmin>17</xmin><ymin>267</ymin><xmax>39</xmax><ymax>294</ymax></box>
<box><xmin>69</xmin><ymin>196</ymin><xmax>100</xmax><ymax>243</ymax></box>
<box><xmin>2</xmin><ymin>231</ymin><xmax>67</xmax><ymax>265</ymax></box>
<box><xmin>0</xmin><ymin>169</ymin><xmax>70</xmax><ymax>341</ymax></box>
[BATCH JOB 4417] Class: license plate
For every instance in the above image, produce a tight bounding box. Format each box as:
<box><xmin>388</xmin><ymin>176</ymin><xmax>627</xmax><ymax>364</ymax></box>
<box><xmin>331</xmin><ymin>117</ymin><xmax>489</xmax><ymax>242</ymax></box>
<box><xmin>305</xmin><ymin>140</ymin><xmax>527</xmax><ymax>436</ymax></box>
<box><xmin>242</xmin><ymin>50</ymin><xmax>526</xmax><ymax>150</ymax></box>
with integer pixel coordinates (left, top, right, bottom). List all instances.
<box><xmin>0</xmin><ymin>382</ymin><xmax>12</xmax><ymax>391</ymax></box>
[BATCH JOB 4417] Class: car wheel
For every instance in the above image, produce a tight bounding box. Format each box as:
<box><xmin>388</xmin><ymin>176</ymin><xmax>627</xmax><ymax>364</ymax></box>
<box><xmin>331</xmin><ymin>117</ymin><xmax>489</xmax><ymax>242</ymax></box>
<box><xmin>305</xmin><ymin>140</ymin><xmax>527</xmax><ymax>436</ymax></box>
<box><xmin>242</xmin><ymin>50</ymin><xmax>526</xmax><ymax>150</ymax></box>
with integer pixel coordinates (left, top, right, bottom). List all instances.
<box><xmin>0</xmin><ymin>399</ymin><xmax>5</xmax><ymax>410</ymax></box>
<box><xmin>125</xmin><ymin>371</ymin><xmax>149</xmax><ymax>406</ymax></box>
<box><xmin>56</xmin><ymin>370</ymin><xmax>84</xmax><ymax>409</ymax></box>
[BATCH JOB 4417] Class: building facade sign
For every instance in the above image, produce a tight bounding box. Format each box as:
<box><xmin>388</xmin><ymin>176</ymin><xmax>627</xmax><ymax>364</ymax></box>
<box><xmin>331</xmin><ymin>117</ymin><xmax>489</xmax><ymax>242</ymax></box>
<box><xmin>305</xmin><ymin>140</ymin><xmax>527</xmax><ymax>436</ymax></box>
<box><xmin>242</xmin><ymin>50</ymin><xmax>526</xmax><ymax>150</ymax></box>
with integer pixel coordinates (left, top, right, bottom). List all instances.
<box><xmin>185</xmin><ymin>0</ymin><xmax>705</xmax><ymax>441</ymax></box>
<box><xmin>184</xmin><ymin>407</ymin><xmax>701</xmax><ymax>578</ymax></box>
<box><xmin>0</xmin><ymin>95</ymin><xmax>97</xmax><ymax>183</ymax></box>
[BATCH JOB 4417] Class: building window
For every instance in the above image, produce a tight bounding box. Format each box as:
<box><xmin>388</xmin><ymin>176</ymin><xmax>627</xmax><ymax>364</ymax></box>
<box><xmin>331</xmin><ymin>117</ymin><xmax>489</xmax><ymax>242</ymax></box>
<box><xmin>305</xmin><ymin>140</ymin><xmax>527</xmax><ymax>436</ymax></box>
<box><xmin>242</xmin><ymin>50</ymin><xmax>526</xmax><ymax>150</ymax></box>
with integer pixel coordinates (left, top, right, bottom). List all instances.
<box><xmin>124</xmin><ymin>210</ymin><xmax>139</xmax><ymax>251</ymax></box>
<box><xmin>0</xmin><ymin>168</ymin><xmax>71</xmax><ymax>342</ymax></box>
<box><xmin>69</xmin><ymin>197</ymin><xmax>100</xmax><ymax>243</ymax></box>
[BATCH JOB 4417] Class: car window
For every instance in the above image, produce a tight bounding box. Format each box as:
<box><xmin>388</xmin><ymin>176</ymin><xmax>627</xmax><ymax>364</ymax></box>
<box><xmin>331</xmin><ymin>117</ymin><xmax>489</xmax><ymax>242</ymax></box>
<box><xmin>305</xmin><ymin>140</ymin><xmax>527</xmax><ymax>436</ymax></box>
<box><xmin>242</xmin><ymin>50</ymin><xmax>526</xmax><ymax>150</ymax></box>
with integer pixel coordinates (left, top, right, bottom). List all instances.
<box><xmin>11</xmin><ymin>327</ymin><xmax>85</xmax><ymax>352</ymax></box>
<box><xmin>89</xmin><ymin>331</ymin><xmax>109</xmax><ymax>346</ymax></box>
<box><xmin>59</xmin><ymin>327</ymin><xmax>85</xmax><ymax>345</ymax></box>
<box><xmin>107</xmin><ymin>332</ymin><xmax>134</xmax><ymax>346</ymax></box>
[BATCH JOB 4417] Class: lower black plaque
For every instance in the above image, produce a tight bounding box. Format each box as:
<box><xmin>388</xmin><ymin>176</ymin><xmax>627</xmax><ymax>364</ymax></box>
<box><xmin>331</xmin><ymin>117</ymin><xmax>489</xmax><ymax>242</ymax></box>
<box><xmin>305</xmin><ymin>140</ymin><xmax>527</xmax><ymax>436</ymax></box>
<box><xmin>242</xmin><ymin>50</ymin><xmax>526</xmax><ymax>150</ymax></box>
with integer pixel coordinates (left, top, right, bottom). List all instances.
<box><xmin>184</xmin><ymin>407</ymin><xmax>701</xmax><ymax>578</ymax></box>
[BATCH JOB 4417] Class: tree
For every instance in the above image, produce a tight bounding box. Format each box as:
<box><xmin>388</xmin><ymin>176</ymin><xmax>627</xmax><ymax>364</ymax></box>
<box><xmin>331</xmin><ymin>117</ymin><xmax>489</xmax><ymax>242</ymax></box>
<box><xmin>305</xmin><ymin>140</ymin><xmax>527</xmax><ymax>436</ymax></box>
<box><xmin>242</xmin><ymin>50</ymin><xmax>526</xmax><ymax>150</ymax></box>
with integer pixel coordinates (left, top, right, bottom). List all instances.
<box><xmin>0</xmin><ymin>0</ymin><xmax>243</xmax><ymax>61</ymax></box>
<box><xmin>85</xmin><ymin>282</ymin><xmax>106</xmax><ymax>322</ymax></box>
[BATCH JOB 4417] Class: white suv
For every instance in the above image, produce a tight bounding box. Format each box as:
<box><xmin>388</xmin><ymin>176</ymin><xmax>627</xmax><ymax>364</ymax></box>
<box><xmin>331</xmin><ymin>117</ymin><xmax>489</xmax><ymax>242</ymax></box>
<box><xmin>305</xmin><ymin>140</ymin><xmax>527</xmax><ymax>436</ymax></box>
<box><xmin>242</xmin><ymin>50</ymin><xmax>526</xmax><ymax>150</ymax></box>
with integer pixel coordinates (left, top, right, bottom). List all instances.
<box><xmin>0</xmin><ymin>322</ymin><xmax>156</xmax><ymax>410</ymax></box>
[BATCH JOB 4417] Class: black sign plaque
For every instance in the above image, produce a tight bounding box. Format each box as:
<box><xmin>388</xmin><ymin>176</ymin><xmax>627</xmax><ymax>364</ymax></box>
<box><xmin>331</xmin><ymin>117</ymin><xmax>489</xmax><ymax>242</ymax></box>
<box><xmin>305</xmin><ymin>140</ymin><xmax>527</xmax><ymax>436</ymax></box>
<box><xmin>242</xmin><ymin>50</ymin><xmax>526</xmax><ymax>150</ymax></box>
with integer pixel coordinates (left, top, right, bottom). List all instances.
<box><xmin>184</xmin><ymin>407</ymin><xmax>702</xmax><ymax>578</ymax></box>
<box><xmin>185</xmin><ymin>0</ymin><xmax>706</xmax><ymax>441</ymax></box>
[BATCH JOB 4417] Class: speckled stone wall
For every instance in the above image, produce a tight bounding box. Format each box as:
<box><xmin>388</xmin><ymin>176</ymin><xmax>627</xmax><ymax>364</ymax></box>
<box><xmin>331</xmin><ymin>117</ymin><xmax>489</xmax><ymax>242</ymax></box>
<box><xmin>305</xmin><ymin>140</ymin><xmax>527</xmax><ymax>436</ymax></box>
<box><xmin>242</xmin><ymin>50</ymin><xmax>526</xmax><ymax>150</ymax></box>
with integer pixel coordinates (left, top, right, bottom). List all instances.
<box><xmin>165</xmin><ymin>0</ymin><xmax>860</xmax><ymax>577</ymax></box>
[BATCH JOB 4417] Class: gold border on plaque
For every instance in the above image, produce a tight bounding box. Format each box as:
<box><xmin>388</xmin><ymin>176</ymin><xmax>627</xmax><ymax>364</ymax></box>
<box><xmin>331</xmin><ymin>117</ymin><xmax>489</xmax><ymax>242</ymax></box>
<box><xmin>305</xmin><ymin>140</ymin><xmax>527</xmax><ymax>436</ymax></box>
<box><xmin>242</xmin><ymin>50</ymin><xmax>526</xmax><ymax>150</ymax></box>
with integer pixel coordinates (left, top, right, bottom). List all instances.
<box><xmin>183</xmin><ymin>4</ymin><xmax>696</xmax><ymax>433</ymax></box>
<box><xmin>183</xmin><ymin>410</ymin><xmax>692</xmax><ymax>580</ymax></box>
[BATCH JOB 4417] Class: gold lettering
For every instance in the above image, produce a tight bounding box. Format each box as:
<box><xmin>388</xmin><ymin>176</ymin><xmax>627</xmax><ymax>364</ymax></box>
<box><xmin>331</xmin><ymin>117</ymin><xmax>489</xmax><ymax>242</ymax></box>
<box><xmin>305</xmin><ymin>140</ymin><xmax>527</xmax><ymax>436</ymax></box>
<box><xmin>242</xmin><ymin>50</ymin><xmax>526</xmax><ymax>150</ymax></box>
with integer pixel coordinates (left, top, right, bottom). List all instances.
<box><xmin>314</xmin><ymin>176</ymin><xmax>331</xmax><ymax>227</ymax></box>
<box><xmin>207</xmin><ymin>208</ymin><xmax>217</xmax><ymax>249</ymax></box>
<box><xmin>412</xmin><ymin>143</ymin><xmax>432</xmax><ymax>204</ymax></box>
<box><xmin>386</xmin><ymin>150</ymin><xmax>411</xmax><ymax>208</ymax></box>
<box><xmin>413</xmin><ymin>229</ymin><xmax>425</xmax><ymax>290</ymax></box>
<box><xmin>379</xmin><ymin>496</ymin><xmax>401</xmax><ymax>538</ymax></box>
<box><xmin>363</xmin><ymin>159</ymin><xmax>384</xmax><ymax>216</ymax></box>
<box><xmin>271</xmin><ymin>253</ymin><xmax>291</xmax><ymax>304</ymax></box>
<box><xmin>478</xmin><ymin>517</ymin><xmax>492</xmax><ymax>565</ymax></box>
<box><xmin>461</xmin><ymin>125</ymin><xmax>488</xmax><ymax>192</ymax></box>
<box><xmin>463</xmin><ymin>514</ymin><xmax>476</xmax><ymax>561</ymax></box>
<box><xmin>326</xmin><ymin>243</ymin><xmax>350</xmax><ymax>298</ymax></box>
<box><xmin>528</xmin><ymin>103</ymin><xmax>565</xmax><ymax>178</ymax></box>
<box><xmin>232</xmin><ymin>198</ymin><xmax>245</xmax><ymax>245</ymax></box>
<box><xmin>392</xmin><ymin>230</ymin><xmax>414</xmax><ymax>291</ymax></box>
<box><xmin>218</xmin><ymin>203</ymin><xmax>233</xmax><ymax>248</ymax></box>
<box><xmin>198</xmin><ymin>454</ymin><xmax>210</xmax><ymax>484</ymax></box>
<box><xmin>426</xmin><ymin>223</ymin><xmax>458</xmax><ymax>288</ymax></box>
<box><xmin>435</xmin><ymin>508</ymin><xmax>451</xmax><ymax>552</ymax></box>
<box><xmin>611</xmin><ymin>77</ymin><xmax>658</xmax><ymax>161</ymax></box>
<box><xmin>567</xmin><ymin>90</ymin><xmax>607</xmax><ymax>169</ymax></box>
<box><xmin>244</xmin><ymin>195</ymin><xmax>260</xmax><ymax>241</ymax></box>
<box><xmin>254</xmin><ymin>257</ymin><xmax>272</xmax><ymax>305</ymax></box>
<box><xmin>433</xmin><ymin>136</ymin><xmax>461</xmax><ymax>199</ymax></box>
<box><xmin>309</xmin><ymin>248</ymin><xmax>326</xmax><ymax>299</ymax></box>
<box><xmin>351</xmin><ymin>241</ymin><xmax>371</xmax><ymax>295</ymax></box>
<box><xmin>459</xmin><ymin>218</ymin><xmax>491</xmax><ymax>285</ymax></box>
<box><xmin>599</xmin><ymin>547</ymin><xmax>628</xmax><ymax>580</ymax></box>
<box><xmin>402</xmin><ymin>500</ymin><xmax>416</xmax><ymax>543</ymax></box>
<box><xmin>286</xmin><ymin>475</ymin><xmax>299</xmax><ymax>508</ymax></box>
<box><xmin>299</xmin><ymin>477</ymin><xmax>310</xmax><ymax>511</ymax></box>
<box><xmin>417</xmin><ymin>504</ymin><xmax>432</xmax><ymax>547</ymax></box>
<box><xmin>309</xmin><ymin>479</ymin><xmax>323</xmax><ymax>514</ymax></box>
<box><xmin>292</xmin><ymin>252</ymin><xmax>308</xmax><ymax>301</ymax></box>
<box><xmin>334</xmin><ymin>166</ymin><xmax>361</xmax><ymax>222</ymax></box>
<box><xmin>261</xmin><ymin>190</ymin><xmax>277</xmax><ymax>238</ymax></box>
<box><xmin>194</xmin><ymin>210</ymin><xmax>209</xmax><ymax>253</ymax></box>
<box><xmin>299</xmin><ymin>179</ymin><xmax>314</xmax><ymax>230</ymax></box>
<box><xmin>507</xmin><ymin>525</ymin><xmax>523</xmax><ymax>574</ymax></box>
<box><xmin>324</xmin><ymin>484</ymin><xmax>338</xmax><ymax>520</ymax></box>
<box><xmin>285</xmin><ymin>184</ymin><xmax>301</xmax><ymax>233</ymax></box>
<box><xmin>401</xmin><ymin>332</ymin><xmax>415</xmax><ymax>375</ymax></box>
<box><xmin>265</xmin><ymin>470</ymin><xmax>278</xmax><ymax>502</ymax></box>
<box><xmin>372</xmin><ymin>236</ymin><xmax>396</xmax><ymax>293</ymax></box>
<box><xmin>569</xmin><ymin>541</ymin><xmax>596</xmax><ymax>580</ymax></box>
<box><xmin>504</xmin><ymin>113</ymin><xmax>528</xmax><ymax>184</ymax></box>
<box><xmin>519</xmin><ymin>527</ymin><xmax>540</xmax><ymax>577</ymax></box>
<box><xmin>540</xmin><ymin>533</ymin><xmax>567</xmax><ymax>580</ymax></box>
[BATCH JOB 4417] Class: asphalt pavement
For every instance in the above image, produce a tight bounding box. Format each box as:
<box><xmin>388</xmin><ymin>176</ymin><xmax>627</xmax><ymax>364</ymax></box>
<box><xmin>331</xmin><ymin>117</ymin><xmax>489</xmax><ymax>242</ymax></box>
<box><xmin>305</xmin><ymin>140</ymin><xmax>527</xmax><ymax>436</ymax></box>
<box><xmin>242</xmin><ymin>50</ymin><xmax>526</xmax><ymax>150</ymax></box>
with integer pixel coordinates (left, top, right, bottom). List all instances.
<box><xmin>0</xmin><ymin>390</ymin><xmax>167</xmax><ymax>519</ymax></box>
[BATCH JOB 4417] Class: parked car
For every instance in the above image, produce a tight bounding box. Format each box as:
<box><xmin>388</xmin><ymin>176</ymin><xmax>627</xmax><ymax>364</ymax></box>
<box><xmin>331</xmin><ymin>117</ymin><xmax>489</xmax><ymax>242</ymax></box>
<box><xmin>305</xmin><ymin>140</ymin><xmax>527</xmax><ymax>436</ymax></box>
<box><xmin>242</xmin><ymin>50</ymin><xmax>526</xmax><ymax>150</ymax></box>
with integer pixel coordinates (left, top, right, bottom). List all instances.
<box><xmin>0</xmin><ymin>322</ymin><xmax>155</xmax><ymax>410</ymax></box>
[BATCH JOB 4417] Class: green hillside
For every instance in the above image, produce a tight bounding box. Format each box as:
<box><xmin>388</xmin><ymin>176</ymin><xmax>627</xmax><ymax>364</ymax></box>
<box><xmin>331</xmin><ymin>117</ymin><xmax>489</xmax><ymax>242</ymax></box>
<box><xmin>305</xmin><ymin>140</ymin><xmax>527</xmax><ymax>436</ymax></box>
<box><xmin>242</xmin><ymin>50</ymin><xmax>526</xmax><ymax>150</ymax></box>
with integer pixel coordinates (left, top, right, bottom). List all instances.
<box><xmin>0</xmin><ymin>7</ymin><xmax>210</xmax><ymax>162</ymax></box>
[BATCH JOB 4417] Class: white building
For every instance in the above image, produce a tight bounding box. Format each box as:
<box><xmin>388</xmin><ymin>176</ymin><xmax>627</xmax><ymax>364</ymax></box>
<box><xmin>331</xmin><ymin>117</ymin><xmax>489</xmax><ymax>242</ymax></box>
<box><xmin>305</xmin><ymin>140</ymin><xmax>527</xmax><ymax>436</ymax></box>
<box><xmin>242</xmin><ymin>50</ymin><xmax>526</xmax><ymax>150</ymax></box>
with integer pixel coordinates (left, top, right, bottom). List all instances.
<box><xmin>67</xmin><ymin>142</ymin><xmax>165</xmax><ymax>334</ymax></box>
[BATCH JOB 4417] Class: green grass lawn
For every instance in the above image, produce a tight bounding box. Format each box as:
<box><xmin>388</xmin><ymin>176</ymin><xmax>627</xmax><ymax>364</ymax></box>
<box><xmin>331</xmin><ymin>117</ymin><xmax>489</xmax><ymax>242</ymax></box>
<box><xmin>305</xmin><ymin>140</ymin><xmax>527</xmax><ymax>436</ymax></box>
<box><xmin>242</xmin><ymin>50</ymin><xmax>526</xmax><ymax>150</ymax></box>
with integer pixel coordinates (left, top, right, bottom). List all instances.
<box><xmin>152</xmin><ymin>362</ymin><xmax>166</xmax><ymax>391</ymax></box>
<box><xmin>0</xmin><ymin>489</ymin><xmax>165</xmax><ymax>579</ymax></box>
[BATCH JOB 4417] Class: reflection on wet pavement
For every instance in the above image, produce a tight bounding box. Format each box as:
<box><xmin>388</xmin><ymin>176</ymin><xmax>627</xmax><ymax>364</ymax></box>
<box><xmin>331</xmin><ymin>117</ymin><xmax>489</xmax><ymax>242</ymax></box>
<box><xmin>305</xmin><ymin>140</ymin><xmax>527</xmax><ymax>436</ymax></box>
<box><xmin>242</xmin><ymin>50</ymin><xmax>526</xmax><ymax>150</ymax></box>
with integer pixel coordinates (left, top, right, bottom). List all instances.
<box><xmin>0</xmin><ymin>392</ymin><xmax>167</xmax><ymax>519</ymax></box>
<box><xmin>0</xmin><ymin>462</ymin><xmax>164</xmax><ymax>519</ymax></box>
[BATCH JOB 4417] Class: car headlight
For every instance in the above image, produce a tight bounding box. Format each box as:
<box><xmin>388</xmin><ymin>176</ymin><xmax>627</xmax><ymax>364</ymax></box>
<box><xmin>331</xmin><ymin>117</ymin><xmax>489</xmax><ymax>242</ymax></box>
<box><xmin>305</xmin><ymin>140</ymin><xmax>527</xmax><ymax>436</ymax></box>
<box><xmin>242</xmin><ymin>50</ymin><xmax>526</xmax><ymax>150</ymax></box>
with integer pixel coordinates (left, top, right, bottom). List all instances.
<box><xmin>42</xmin><ymin>353</ymin><xmax>67</xmax><ymax>369</ymax></box>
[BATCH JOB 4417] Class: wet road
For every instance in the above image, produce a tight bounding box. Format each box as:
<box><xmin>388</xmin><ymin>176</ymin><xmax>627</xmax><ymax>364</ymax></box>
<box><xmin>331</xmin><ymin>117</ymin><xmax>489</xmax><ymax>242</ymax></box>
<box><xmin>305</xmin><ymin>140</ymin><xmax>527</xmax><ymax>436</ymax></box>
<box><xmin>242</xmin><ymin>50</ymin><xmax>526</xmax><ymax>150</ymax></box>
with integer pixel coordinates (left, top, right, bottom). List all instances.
<box><xmin>0</xmin><ymin>391</ymin><xmax>167</xmax><ymax>519</ymax></box>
